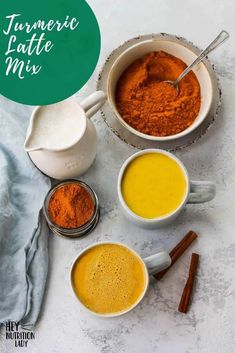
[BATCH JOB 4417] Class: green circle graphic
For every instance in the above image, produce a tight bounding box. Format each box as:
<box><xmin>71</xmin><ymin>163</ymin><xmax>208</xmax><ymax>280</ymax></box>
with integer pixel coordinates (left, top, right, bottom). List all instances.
<box><xmin>0</xmin><ymin>0</ymin><xmax>100</xmax><ymax>105</ymax></box>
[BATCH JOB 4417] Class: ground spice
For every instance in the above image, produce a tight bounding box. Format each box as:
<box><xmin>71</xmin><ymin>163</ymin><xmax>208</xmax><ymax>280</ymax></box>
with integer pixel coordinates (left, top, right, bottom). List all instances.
<box><xmin>48</xmin><ymin>183</ymin><xmax>94</xmax><ymax>229</ymax></box>
<box><xmin>115</xmin><ymin>51</ymin><xmax>201</xmax><ymax>136</ymax></box>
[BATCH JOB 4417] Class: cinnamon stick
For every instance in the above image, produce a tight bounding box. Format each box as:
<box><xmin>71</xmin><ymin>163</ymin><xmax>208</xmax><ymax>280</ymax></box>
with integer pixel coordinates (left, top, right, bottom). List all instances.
<box><xmin>154</xmin><ymin>230</ymin><xmax>198</xmax><ymax>280</ymax></box>
<box><xmin>178</xmin><ymin>253</ymin><xmax>199</xmax><ymax>313</ymax></box>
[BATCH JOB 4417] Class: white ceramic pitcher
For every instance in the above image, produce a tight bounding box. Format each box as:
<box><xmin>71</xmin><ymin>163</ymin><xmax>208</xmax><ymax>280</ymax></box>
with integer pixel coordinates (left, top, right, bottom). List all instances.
<box><xmin>24</xmin><ymin>91</ymin><xmax>106</xmax><ymax>179</ymax></box>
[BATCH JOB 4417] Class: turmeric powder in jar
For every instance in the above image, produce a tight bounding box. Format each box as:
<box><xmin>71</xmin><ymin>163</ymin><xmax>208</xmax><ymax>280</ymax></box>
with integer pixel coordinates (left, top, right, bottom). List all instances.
<box><xmin>115</xmin><ymin>51</ymin><xmax>201</xmax><ymax>137</ymax></box>
<box><xmin>43</xmin><ymin>180</ymin><xmax>100</xmax><ymax>238</ymax></box>
<box><xmin>48</xmin><ymin>182</ymin><xmax>94</xmax><ymax>228</ymax></box>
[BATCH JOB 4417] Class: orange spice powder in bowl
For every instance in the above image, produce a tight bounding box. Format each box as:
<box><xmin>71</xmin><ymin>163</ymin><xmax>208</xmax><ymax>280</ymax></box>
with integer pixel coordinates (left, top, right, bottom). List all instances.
<box><xmin>115</xmin><ymin>51</ymin><xmax>201</xmax><ymax>137</ymax></box>
<box><xmin>107</xmin><ymin>39</ymin><xmax>213</xmax><ymax>142</ymax></box>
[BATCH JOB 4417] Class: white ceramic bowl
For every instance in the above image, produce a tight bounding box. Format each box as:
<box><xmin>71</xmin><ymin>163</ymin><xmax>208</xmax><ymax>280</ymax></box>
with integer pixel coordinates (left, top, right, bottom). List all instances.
<box><xmin>107</xmin><ymin>38</ymin><xmax>213</xmax><ymax>141</ymax></box>
<box><xmin>117</xmin><ymin>149</ymin><xmax>216</xmax><ymax>228</ymax></box>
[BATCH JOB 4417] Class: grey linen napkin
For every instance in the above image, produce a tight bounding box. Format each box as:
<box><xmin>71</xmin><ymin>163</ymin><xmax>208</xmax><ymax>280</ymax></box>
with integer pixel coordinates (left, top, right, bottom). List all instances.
<box><xmin>0</xmin><ymin>97</ymin><xmax>50</xmax><ymax>329</ymax></box>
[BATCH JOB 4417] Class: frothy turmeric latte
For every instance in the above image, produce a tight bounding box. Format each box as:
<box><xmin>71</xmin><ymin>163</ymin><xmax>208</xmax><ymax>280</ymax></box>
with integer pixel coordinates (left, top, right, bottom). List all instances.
<box><xmin>71</xmin><ymin>243</ymin><xmax>147</xmax><ymax>314</ymax></box>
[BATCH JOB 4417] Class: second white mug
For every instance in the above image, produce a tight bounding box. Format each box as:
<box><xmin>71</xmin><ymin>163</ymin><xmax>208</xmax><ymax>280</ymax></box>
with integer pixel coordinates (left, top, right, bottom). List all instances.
<box><xmin>118</xmin><ymin>149</ymin><xmax>216</xmax><ymax>228</ymax></box>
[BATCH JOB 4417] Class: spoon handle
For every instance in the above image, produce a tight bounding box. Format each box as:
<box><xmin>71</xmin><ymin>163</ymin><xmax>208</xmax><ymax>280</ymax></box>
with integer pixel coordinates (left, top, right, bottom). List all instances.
<box><xmin>175</xmin><ymin>30</ymin><xmax>229</xmax><ymax>86</ymax></box>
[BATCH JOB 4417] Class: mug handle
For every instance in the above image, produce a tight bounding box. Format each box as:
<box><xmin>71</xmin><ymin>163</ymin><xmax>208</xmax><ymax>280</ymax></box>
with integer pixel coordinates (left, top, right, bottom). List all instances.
<box><xmin>80</xmin><ymin>91</ymin><xmax>106</xmax><ymax>119</ymax></box>
<box><xmin>187</xmin><ymin>180</ymin><xmax>216</xmax><ymax>204</ymax></box>
<box><xmin>143</xmin><ymin>252</ymin><xmax>171</xmax><ymax>275</ymax></box>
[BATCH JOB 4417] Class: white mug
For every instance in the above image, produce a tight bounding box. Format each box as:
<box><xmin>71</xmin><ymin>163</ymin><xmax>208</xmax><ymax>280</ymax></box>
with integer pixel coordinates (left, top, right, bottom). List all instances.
<box><xmin>117</xmin><ymin>149</ymin><xmax>216</xmax><ymax>228</ymax></box>
<box><xmin>70</xmin><ymin>241</ymin><xmax>171</xmax><ymax>317</ymax></box>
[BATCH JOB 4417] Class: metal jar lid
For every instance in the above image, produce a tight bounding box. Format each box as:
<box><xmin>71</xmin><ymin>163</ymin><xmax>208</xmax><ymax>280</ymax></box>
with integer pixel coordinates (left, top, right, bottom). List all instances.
<box><xmin>43</xmin><ymin>179</ymin><xmax>100</xmax><ymax>239</ymax></box>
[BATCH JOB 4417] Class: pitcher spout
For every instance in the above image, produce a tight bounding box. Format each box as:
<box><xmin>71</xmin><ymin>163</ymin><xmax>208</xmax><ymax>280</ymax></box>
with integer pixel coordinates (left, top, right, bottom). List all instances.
<box><xmin>24</xmin><ymin>123</ymin><xmax>43</xmax><ymax>152</ymax></box>
<box><xmin>24</xmin><ymin>142</ymin><xmax>43</xmax><ymax>152</ymax></box>
<box><xmin>24</xmin><ymin>106</ymin><xmax>46</xmax><ymax>152</ymax></box>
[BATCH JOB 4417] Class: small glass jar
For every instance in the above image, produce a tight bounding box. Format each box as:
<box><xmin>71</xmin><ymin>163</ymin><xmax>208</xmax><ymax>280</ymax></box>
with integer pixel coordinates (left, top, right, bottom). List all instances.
<box><xmin>43</xmin><ymin>180</ymin><xmax>100</xmax><ymax>238</ymax></box>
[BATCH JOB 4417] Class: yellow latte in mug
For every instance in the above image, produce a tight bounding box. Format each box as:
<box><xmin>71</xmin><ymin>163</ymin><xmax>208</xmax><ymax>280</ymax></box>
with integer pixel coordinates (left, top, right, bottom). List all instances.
<box><xmin>121</xmin><ymin>153</ymin><xmax>187</xmax><ymax>219</ymax></box>
<box><xmin>71</xmin><ymin>243</ymin><xmax>147</xmax><ymax>314</ymax></box>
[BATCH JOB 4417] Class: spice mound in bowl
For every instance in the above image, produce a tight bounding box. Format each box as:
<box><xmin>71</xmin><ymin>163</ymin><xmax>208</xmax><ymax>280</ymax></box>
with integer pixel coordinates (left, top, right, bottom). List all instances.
<box><xmin>115</xmin><ymin>51</ymin><xmax>201</xmax><ymax>137</ymax></box>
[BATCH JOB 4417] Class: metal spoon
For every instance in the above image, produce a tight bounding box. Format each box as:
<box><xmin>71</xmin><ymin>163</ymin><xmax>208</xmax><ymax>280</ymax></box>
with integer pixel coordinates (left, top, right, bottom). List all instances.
<box><xmin>164</xmin><ymin>30</ymin><xmax>229</xmax><ymax>93</ymax></box>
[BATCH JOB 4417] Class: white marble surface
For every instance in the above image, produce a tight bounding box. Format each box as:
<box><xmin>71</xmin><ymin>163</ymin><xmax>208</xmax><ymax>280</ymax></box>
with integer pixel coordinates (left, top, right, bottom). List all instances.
<box><xmin>1</xmin><ymin>0</ymin><xmax>235</xmax><ymax>352</ymax></box>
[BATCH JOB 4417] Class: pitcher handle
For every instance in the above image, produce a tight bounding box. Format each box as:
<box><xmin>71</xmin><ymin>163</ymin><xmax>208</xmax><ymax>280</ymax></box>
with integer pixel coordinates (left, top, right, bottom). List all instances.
<box><xmin>80</xmin><ymin>91</ymin><xmax>106</xmax><ymax>119</ymax></box>
<box><xmin>187</xmin><ymin>180</ymin><xmax>216</xmax><ymax>204</ymax></box>
<box><xmin>143</xmin><ymin>252</ymin><xmax>171</xmax><ymax>275</ymax></box>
